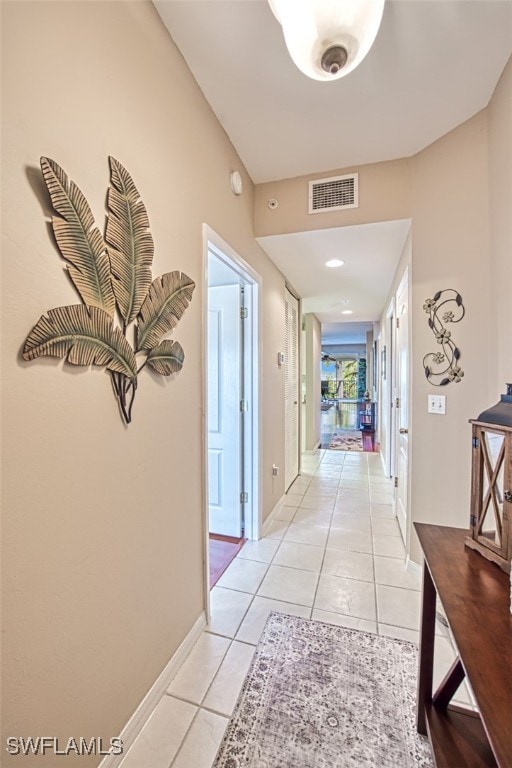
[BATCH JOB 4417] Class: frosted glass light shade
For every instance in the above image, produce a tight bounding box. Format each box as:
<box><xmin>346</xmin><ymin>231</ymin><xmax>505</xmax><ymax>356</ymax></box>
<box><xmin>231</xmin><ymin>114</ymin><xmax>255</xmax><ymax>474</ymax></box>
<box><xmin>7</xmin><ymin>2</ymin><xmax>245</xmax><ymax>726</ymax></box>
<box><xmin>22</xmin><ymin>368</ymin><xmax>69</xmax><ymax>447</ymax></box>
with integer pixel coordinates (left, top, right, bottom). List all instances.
<box><xmin>268</xmin><ymin>0</ymin><xmax>385</xmax><ymax>81</ymax></box>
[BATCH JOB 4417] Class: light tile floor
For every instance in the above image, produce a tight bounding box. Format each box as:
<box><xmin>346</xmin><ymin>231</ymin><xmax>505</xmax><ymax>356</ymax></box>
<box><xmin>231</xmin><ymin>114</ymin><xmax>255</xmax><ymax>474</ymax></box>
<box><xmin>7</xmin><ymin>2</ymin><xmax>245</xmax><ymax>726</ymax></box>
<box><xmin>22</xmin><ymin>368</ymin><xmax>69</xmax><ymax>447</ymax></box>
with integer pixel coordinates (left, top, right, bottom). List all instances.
<box><xmin>119</xmin><ymin>449</ymin><xmax>472</xmax><ymax>768</ymax></box>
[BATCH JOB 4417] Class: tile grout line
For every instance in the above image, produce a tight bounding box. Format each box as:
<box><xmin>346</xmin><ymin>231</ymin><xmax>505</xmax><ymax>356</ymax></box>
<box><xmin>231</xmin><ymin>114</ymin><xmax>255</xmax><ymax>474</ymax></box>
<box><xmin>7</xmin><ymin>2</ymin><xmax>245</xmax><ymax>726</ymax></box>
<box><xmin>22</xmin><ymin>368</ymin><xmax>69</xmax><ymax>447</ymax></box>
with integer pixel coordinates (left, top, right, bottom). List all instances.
<box><xmin>309</xmin><ymin>452</ymin><xmax>341</xmax><ymax>618</ymax></box>
<box><xmin>167</xmin><ymin>704</ymin><xmax>200</xmax><ymax>768</ymax></box>
<box><xmin>368</xmin><ymin>483</ymin><xmax>380</xmax><ymax>634</ymax></box>
<box><xmin>173</xmin><ymin>450</ymin><xmax>411</xmax><ymax>768</ymax></box>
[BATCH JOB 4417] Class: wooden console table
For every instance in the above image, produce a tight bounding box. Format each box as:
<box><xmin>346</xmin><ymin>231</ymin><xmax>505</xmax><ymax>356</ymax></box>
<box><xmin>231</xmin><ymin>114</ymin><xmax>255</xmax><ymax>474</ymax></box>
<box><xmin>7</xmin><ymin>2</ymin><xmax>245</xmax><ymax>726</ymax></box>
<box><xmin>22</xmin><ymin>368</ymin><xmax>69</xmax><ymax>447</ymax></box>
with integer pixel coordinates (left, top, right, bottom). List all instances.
<box><xmin>415</xmin><ymin>524</ymin><xmax>512</xmax><ymax>767</ymax></box>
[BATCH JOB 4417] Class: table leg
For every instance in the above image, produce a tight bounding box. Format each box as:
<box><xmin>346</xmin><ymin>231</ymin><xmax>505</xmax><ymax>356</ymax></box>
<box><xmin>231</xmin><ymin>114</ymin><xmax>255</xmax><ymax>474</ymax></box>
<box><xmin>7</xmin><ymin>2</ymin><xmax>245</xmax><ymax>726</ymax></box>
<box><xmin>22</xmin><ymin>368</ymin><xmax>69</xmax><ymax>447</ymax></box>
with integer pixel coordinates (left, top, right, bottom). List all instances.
<box><xmin>417</xmin><ymin>561</ymin><xmax>436</xmax><ymax>735</ymax></box>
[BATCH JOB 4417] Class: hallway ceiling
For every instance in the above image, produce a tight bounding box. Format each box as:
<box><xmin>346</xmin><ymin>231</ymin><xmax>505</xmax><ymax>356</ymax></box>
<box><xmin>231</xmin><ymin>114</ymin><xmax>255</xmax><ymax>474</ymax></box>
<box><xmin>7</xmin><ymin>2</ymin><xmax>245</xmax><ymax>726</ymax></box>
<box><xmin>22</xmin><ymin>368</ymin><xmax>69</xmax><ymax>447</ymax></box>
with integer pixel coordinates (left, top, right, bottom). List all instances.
<box><xmin>257</xmin><ymin>219</ymin><xmax>411</xmax><ymax>324</ymax></box>
<box><xmin>154</xmin><ymin>0</ymin><xmax>511</xmax><ymax>343</ymax></box>
<box><xmin>154</xmin><ymin>0</ymin><xmax>512</xmax><ymax>184</ymax></box>
<box><xmin>322</xmin><ymin>322</ymin><xmax>374</xmax><ymax>347</ymax></box>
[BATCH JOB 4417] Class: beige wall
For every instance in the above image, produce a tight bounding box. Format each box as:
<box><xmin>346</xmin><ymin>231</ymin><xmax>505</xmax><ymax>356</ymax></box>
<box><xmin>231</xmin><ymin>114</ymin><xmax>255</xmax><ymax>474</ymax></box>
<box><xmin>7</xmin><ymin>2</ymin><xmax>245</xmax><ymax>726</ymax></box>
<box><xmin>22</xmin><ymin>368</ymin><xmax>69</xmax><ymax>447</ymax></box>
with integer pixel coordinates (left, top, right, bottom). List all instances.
<box><xmin>304</xmin><ymin>314</ymin><xmax>321</xmax><ymax>450</ymax></box>
<box><xmin>254</xmin><ymin>158</ymin><xmax>412</xmax><ymax>237</ymax></box>
<box><xmin>374</xmin><ymin>58</ymin><xmax>511</xmax><ymax>565</ymax></box>
<box><xmin>408</xmin><ymin>110</ymin><xmax>493</xmax><ymax>561</ymax></box>
<box><xmin>257</xmin><ymin>76</ymin><xmax>508</xmax><ymax>565</ymax></box>
<box><xmin>1</xmin><ymin>1</ymin><xmax>286</xmax><ymax>763</ymax></box>
<box><xmin>2</xmin><ymin>0</ymin><xmax>511</xmax><ymax>758</ymax></box>
<box><xmin>488</xmin><ymin>56</ymin><xmax>512</xmax><ymax>391</ymax></box>
<box><xmin>378</xmin><ymin>110</ymin><xmax>494</xmax><ymax>563</ymax></box>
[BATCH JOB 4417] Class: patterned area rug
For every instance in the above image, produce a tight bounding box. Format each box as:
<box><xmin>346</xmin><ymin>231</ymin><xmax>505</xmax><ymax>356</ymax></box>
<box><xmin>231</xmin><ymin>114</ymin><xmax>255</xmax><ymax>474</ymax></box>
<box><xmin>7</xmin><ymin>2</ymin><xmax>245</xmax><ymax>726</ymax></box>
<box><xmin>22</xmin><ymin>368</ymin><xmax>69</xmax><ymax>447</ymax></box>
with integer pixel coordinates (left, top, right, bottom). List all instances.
<box><xmin>329</xmin><ymin>429</ymin><xmax>363</xmax><ymax>451</ymax></box>
<box><xmin>213</xmin><ymin>613</ymin><xmax>433</xmax><ymax>768</ymax></box>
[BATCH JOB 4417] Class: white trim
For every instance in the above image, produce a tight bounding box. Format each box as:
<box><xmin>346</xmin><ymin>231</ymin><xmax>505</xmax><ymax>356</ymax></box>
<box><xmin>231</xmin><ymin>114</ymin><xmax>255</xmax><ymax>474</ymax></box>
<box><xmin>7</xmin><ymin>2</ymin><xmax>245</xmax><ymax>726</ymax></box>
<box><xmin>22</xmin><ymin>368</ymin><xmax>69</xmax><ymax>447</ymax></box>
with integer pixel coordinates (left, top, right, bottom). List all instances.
<box><xmin>205</xmin><ymin>227</ymin><xmax>261</xmax><ymax>285</ymax></box>
<box><xmin>204</xmin><ymin>230</ymin><xmax>262</xmax><ymax>542</ymax></box>
<box><xmin>396</xmin><ymin>266</ymin><xmax>409</xmax><ymax>301</ymax></box>
<box><xmin>406</xmin><ymin>556</ymin><xmax>422</xmax><ymax>578</ymax></box>
<box><xmin>201</xmin><ymin>229</ymin><xmax>211</xmax><ymax>621</ymax></box>
<box><xmin>394</xmin><ymin>266</ymin><xmax>410</xmax><ymax>553</ymax></box>
<box><xmin>202</xmin><ymin>225</ymin><xmax>262</xmax><ymax>621</ymax></box>
<box><xmin>261</xmin><ymin>494</ymin><xmax>287</xmax><ymax>537</ymax></box>
<box><xmin>98</xmin><ymin>612</ymin><xmax>207</xmax><ymax>768</ymax></box>
<box><xmin>383</xmin><ymin>297</ymin><xmax>396</xmax><ymax>479</ymax></box>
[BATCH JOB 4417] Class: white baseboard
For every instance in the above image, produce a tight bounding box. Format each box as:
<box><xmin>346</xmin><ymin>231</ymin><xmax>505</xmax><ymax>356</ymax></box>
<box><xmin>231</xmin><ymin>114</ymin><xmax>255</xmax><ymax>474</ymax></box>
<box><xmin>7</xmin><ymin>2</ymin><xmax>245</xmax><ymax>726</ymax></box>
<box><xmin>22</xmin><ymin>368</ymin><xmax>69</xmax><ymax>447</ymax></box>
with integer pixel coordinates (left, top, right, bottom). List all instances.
<box><xmin>406</xmin><ymin>556</ymin><xmax>422</xmax><ymax>578</ymax></box>
<box><xmin>99</xmin><ymin>611</ymin><xmax>207</xmax><ymax>768</ymax></box>
<box><xmin>303</xmin><ymin>440</ymin><xmax>321</xmax><ymax>454</ymax></box>
<box><xmin>261</xmin><ymin>494</ymin><xmax>286</xmax><ymax>537</ymax></box>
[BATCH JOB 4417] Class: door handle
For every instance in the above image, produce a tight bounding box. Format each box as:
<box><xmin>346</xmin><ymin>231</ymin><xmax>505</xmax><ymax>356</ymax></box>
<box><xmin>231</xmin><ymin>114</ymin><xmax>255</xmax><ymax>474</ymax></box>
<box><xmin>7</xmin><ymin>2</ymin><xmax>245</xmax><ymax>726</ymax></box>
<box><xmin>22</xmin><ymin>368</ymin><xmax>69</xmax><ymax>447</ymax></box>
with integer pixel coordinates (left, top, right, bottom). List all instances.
<box><xmin>399</xmin><ymin>428</ymin><xmax>408</xmax><ymax>434</ymax></box>
<box><xmin>294</xmin><ymin>401</ymin><xmax>298</xmax><ymax>405</ymax></box>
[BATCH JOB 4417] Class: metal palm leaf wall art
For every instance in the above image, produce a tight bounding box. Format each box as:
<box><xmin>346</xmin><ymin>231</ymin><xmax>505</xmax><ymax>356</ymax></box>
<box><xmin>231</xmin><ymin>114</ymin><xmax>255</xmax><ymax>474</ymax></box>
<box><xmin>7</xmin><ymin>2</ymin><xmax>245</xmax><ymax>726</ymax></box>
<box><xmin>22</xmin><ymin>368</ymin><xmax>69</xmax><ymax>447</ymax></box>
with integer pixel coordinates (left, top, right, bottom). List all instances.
<box><xmin>22</xmin><ymin>157</ymin><xmax>195</xmax><ymax>424</ymax></box>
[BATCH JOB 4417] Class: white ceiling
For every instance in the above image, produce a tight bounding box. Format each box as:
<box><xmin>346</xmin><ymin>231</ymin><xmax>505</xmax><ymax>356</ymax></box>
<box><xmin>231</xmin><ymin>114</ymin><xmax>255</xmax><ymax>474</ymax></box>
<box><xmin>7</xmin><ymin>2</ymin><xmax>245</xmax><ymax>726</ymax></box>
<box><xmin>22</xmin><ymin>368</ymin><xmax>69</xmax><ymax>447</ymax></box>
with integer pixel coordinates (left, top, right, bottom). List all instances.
<box><xmin>154</xmin><ymin>0</ymin><xmax>512</xmax><ymax>184</ymax></box>
<box><xmin>257</xmin><ymin>219</ymin><xmax>411</xmax><ymax>323</ymax></box>
<box><xmin>322</xmin><ymin>322</ymin><xmax>374</xmax><ymax>346</ymax></box>
<box><xmin>154</xmin><ymin>0</ymin><xmax>511</xmax><ymax>343</ymax></box>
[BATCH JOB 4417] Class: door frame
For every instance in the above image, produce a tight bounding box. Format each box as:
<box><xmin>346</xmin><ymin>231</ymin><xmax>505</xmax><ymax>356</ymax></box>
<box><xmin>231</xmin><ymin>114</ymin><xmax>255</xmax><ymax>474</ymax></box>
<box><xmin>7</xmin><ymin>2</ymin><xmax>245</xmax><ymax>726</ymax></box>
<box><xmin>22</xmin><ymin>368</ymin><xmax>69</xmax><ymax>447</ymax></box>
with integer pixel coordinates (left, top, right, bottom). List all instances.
<box><xmin>383</xmin><ymin>297</ymin><xmax>395</xmax><ymax>478</ymax></box>
<box><xmin>202</xmin><ymin>224</ymin><xmax>261</xmax><ymax>614</ymax></box>
<box><xmin>393</xmin><ymin>266</ymin><xmax>411</xmax><ymax>549</ymax></box>
<box><xmin>207</xmin><ymin>283</ymin><xmax>244</xmax><ymax>538</ymax></box>
<box><xmin>284</xmin><ymin>285</ymin><xmax>301</xmax><ymax>490</ymax></box>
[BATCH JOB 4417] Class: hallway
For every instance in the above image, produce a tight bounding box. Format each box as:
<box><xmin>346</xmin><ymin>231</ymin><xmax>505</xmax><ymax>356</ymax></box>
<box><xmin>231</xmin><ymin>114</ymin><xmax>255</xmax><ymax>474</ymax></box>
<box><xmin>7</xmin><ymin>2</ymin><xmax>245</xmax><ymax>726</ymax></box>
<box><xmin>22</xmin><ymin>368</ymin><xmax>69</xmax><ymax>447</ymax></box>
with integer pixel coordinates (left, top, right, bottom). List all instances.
<box><xmin>321</xmin><ymin>400</ymin><xmax>376</xmax><ymax>451</ymax></box>
<box><xmin>320</xmin><ymin>400</ymin><xmax>359</xmax><ymax>448</ymax></box>
<box><xmin>119</xmin><ymin>449</ymin><xmax>472</xmax><ymax>768</ymax></box>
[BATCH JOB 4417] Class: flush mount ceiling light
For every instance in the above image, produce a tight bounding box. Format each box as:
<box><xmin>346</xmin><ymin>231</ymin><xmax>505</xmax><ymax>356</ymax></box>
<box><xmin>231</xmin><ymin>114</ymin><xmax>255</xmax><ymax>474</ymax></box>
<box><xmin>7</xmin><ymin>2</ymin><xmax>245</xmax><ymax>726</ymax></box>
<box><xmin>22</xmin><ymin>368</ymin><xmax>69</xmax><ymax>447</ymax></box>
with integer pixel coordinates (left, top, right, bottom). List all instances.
<box><xmin>267</xmin><ymin>0</ymin><xmax>385</xmax><ymax>81</ymax></box>
<box><xmin>341</xmin><ymin>309</ymin><xmax>353</xmax><ymax>315</ymax></box>
<box><xmin>325</xmin><ymin>259</ymin><xmax>344</xmax><ymax>267</ymax></box>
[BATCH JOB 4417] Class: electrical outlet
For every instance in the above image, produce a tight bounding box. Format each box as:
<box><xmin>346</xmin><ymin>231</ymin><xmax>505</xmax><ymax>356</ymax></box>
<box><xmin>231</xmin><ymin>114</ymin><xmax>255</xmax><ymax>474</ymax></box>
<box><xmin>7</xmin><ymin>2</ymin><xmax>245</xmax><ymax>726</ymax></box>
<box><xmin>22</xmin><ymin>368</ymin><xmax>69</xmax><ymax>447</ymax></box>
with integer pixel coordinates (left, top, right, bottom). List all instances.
<box><xmin>428</xmin><ymin>395</ymin><xmax>446</xmax><ymax>415</ymax></box>
<box><xmin>272</xmin><ymin>464</ymin><xmax>279</xmax><ymax>476</ymax></box>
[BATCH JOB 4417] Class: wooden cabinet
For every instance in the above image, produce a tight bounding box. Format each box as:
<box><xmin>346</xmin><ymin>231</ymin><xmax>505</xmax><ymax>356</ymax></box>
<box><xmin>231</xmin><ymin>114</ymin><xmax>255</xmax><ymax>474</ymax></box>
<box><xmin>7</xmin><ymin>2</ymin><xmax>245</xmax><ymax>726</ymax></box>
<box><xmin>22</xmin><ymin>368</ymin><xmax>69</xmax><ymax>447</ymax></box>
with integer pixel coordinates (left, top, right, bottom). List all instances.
<box><xmin>358</xmin><ymin>400</ymin><xmax>375</xmax><ymax>432</ymax></box>
<box><xmin>415</xmin><ymin>524</ymin><xmax>512</xmax><ymax>767</ymax></box>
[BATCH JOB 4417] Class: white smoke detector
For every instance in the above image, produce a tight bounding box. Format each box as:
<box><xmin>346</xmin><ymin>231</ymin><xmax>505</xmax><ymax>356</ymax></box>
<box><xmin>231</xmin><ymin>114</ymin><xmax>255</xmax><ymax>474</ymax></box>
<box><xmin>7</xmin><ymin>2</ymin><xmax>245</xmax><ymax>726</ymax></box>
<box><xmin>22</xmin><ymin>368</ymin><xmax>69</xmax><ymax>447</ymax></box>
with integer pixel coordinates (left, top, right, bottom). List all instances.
<box><xmin>230</xmin><ymin>171</ymin><xmax>243</xmax><ymax>195</ymax></box>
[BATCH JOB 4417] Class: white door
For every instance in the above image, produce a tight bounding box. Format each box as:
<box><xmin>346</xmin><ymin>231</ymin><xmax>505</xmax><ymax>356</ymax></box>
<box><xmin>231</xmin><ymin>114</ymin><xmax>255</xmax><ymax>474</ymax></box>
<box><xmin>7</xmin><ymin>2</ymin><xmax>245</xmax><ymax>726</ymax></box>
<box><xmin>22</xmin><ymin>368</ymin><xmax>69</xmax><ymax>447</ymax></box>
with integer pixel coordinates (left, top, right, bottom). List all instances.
<box><xmin>208</xmin><ymin>284</ymin><xmax>242</xmax><ymax>537</ymax></box>
<box><xmin>285</xmin><ymin>289</ymin><xmax>300</xmax><ymax>489</ymax></box>
<box><xmin>395</xmin><ymin>270</ymin><xmax>409</xmax><ymax>543</ymax></box>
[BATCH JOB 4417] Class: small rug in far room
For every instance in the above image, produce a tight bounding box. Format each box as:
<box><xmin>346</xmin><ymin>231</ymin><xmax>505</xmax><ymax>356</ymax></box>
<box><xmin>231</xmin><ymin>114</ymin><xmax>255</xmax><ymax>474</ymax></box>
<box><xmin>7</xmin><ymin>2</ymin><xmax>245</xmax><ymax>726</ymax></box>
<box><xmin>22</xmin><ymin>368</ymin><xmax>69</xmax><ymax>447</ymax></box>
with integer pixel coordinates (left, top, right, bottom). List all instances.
<box><xmin>213</xmin><ymin>612</ymin><xmax>433</xmax><ymax>768</ymax></box>
<box><xmin>329</xmin><ymin>429</ymin><xmax>363</xmax><ymax>451</ymax></box>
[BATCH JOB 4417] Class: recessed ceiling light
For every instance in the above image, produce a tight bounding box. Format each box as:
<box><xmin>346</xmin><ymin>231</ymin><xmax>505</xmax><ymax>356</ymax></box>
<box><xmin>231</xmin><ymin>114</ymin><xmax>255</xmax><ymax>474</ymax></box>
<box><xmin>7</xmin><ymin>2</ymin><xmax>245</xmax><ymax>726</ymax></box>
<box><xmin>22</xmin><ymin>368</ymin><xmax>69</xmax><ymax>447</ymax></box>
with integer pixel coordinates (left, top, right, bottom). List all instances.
<box><xmin>341</xmin><ymin>309</ymin><xmax>353</xmax><ymax>315</ymax></box>
<box><xmin>325</xmin><ymin>259</ymin><xmax>344</xmax><ymax>268</ymax></box>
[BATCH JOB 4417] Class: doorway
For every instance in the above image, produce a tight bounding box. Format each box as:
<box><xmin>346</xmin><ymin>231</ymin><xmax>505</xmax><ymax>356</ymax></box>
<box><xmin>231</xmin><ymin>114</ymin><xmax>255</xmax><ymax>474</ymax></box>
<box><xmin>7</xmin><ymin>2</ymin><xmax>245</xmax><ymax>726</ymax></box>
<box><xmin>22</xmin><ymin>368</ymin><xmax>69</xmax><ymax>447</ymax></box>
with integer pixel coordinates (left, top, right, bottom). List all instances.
<box><xmin>284</xmin><ymin>287</ymin><xmax>300</xmax><ymax>490</ymax></box>
<box><xmin>394</xmin><ymin>268</ymin><xmax>409</xmax><ymax>545</ymax></box>
<box><xmin>381</xmin><ymin>299</ymin><xmax>395</xmax><ymax>478</ymax></box>
<box><xmin>203</xmin><ymin>228</ymin><xmax>260</xmax><ymax>595</ymax></box>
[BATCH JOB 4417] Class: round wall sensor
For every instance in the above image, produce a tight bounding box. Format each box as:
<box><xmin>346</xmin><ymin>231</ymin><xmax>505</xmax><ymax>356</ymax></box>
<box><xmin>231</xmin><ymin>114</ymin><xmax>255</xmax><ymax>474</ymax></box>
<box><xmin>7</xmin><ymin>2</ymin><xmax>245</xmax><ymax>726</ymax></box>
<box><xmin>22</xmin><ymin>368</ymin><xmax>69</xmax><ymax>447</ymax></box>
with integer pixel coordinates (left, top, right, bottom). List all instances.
<box><xmin>230</xmin><ymin>171</ymin><xmax>243</xmax><ymax>195</ymax></box>
<box><xmin>267</xmin><ymin>198</ymin><xmax>279</xmax><ymax>210</ymax></box>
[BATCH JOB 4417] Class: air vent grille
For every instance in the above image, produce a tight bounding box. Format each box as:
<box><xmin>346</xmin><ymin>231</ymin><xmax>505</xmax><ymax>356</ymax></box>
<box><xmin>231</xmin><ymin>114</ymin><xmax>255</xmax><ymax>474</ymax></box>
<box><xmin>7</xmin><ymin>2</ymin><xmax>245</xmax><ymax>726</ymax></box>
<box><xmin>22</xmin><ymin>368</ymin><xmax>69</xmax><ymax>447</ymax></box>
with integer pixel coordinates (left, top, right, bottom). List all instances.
<box><xmin>308</xmin><ymin>174</ymin><xmax>358</xmax><ymax>214</ymax></box>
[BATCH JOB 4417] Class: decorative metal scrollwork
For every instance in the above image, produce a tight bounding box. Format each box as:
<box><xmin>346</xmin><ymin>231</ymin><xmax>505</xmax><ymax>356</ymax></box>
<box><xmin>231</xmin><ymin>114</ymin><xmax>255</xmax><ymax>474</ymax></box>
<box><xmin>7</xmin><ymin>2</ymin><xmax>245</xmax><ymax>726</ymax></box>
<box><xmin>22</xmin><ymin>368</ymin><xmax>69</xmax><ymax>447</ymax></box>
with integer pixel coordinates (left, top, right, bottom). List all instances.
<box><xmin>422</xmin><ymin>289</ymin><xmax>465</xmax><ymax>386</ymax></box>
